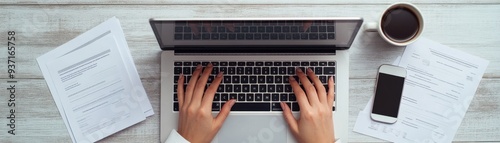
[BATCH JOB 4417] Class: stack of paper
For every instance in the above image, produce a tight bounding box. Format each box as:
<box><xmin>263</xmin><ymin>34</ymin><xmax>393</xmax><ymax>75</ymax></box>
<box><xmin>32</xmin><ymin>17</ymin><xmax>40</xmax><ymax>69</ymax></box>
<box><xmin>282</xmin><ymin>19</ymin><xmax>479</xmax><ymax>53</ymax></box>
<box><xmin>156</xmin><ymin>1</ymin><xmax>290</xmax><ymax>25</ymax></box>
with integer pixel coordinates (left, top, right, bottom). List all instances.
<box><xmin>37</xmin><ymin>17</ymin><xmax>153</xmax><ymax>143</ymax></box>
<box><xmin>354</xmin><ymin>38</ymin><xmax>489</xmax><ymax>142</ymax></box>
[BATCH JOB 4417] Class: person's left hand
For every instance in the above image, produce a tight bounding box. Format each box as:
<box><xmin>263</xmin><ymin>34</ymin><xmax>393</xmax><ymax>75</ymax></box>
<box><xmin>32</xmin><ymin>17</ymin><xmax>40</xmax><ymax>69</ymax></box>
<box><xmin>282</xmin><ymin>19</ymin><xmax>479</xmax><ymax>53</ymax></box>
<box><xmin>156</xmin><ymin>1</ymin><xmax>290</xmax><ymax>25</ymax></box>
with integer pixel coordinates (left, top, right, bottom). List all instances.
<box><xmin>176</xmin><ymin>63</ymin><xmax>236</xmax><ymax>143</ymax></box>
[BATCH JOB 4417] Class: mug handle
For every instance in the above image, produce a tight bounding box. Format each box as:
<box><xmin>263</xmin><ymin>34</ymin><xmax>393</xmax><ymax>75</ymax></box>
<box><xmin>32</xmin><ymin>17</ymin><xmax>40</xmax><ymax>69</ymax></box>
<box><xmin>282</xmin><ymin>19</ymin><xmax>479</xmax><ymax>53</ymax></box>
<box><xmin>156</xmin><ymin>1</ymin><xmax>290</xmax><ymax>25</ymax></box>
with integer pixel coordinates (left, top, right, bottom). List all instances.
<box><xmin>364</xmin><ymin>22</ymin><xmax>378</xmax><ymax>32</ymax></box>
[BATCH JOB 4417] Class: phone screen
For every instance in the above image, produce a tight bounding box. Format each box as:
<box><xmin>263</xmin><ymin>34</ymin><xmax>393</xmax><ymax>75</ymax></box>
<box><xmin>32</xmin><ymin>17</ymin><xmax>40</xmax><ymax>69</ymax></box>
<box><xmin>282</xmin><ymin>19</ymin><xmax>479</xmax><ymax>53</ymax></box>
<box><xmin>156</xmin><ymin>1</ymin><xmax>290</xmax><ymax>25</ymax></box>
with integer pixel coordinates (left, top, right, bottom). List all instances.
<box><xmin>372</xmin><ymin>73</ymin><xmax>405</xmax><ymax>118</ymax></box>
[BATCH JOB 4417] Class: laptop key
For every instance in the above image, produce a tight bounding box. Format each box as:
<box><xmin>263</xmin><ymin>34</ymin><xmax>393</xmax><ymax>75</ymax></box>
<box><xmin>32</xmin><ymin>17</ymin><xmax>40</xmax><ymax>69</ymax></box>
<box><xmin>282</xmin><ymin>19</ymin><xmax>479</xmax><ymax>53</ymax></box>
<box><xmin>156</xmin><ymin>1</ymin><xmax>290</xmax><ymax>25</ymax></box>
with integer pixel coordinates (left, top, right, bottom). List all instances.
<box><xmin>327</xmin><ymin>33</ymin><xmax>335</xmax><ymax>39</ymax></box>
<box><xmin>242</xmin><ymin>84</ymin><xmax>250</xmax><ymax>92</ymax></box>
<box><xmin>266</xmin><ymin>76</ymin><xmax>274</xmax><ymax>83</ymax></box>
<box><xmin>258</xmin><ymin>26</ymin><xmax>265</xmax><ymax>32</ymax></box>
<box><xmin>250</xmin><ymin>26</ymin><xmax>257</xmax><ymax>32</ymax></box>
<box><xmin>279</xmin><ymin>34</ymin><xmax>286</xmax><ymax>40</ymax></box>
<box><xmin>230</xmin><ymin>94</ymin><xmax>237</xmax><ymax>100</ymax></box>
<box><xmin>255</xmin><ymin>94</ymin><xmax>263</xmax><ymax>101</ymax></box>
<box><xmin>263</xmin><ymin>94</ymin><xmax>271</xmax><ymax>101</ymax></box>
<box><xmin>183</xmin><ymin>34</ymin><xmax>192</xmax><ymax>40</ymax></box>
<box><xmin>291</xmin><ymin>26</ymin><xmax>299</xmax><ymax>32</ymax></box>
<box><xmin>319</xmin><ymin>33</ymin><xmax>327</xmax><ymax>39</ymax></box>
<box><xmin>174</xmin><ymin>102</ymin><xmax>179</xmax><ymax>111</ymax></box>
<box><xmin>254</xmin><ymin>67</ymin><xmax>261</xmax><ymax>74</ymax></box>
<box><xmin>275</xmin><ymin>76</ymin><xmax>283</xmax><ymax>84</ymax></box>
<box><xmin>276</xmin><ymin>85</ymin><xmax>284</xmax><ymax>92</ymax></box>
<box><xmin>174</xmin><ymin>67</ymin><xmax>182</xmax><ymax>74</ymax></box>
<box><xmin>300</xmin><ymin>33</ymin><xmax>308</xmax><ymax>39</ymax></box>
<box><xmin>279</xmin><ymin>67</ymin><xmax>287</xmax><ymax>74</ymax></box>
<box><xmin>174</xmin><ymin>34</ymin><xmax>183</xmax><ymax>40</ymax></box>
<box><xmin>282</xmin><ymin>26</ymin><xmax>290</xmax><ymax>32</ymax></box>
<box><xmin>285</xmin><ymin>34</ymin><xmax>292</xmax><ymax>40</ymax></box>
<box><xmin>175</xmin><ymin>27</ymin><xmax>183</xmax><ymax>32</ymax></box>
<box><xmin>251</xmin><ymin>85</ymin><xmax>258</xmax><ymax>92</ymax></box>
<box><xmin>271</xmin><ymin>67</ymin><xmax>278</xmax><ymax>74</ymax></box>
<box><xmin>202</xmin><ymin>33</ymin><xmax>210</xmax><ymax>40</ymax></box>
<box><xmin>183</xmin><ymin>67</ymin><xmax>191</xmax><ymax>74</ymax></box>
<box><xmin>241</xmin><ymin>76</ymin><xmax>249</xmax><ymax>83</ymax></box>
<box><xmin>262</xmin><ymin>67</ymin><xmax>270</xmax><ymax>74</ymax></box>
<box><xmin>246</xmin><ymin>94</ymin><xmax>254</xmax><ymax>101</ymax></box>
<box><xmin>254</xmin><ymin>34</ymin><xmax>262</xmax><ymax>40</ymax></box>
<box><xmin>232</xmin><ymin>76</ymin><xmax>241</xmax><ymax>83</ymax></box>
<box><xmin>319</xmin><ymin>76</ymin><xmax>327</xmax><ymax>84</ymax></box>
<box><xmin>289</xmin><ymin>94</ymin><xmax>296</xmax><ymax>101</ymax></box>
<box><xmin>271</xmin><ymin>33</ymin><xmax>278</xmax><ymax>40</ymax></box>
<box><xmin>237</xmin><ymin>34</ymin><xmax>245</xmax><ymax>40</ymax></box>
<box><xmin>225</xmin><ymin>103</ymin><xmax>270</xmax><ymax>111</ymax></box>
<box><xmin>250</xmin><ymin>76</ymin><xmax>257</xmax><ymax>83</ymax></box>
<box><xmin>268</xmin><ymin>85</ymin><xmax>276</xmax><ymax>92</ymax></box>
<box><xmin>220</xmin><ymin>33</ymin><xmax>228</xmax><ymax>40</ymax></box>
<box><xmin>225</xmin><ymin>85</ymin><xmax>233</xmax><ymax>92</ymax></box>
<box><xmin>315</xmin><ymin>67</ymin><xmax>322</xmax><ymax>74</ymax></box>
<box><xmin>221</xmin><ymin>94</ymin><xmax>229</xmax><ymax>101</ymax></box>
<box><xmin>327</xmin><ymin>26</ymin><xmax>335</xmax><ymax>32</ymax></box>
<box><xmin>262</xmin><ymin>34</ymin><xmax>270</xmax><ymax>40</ymax></box>
<box><xmin>292</xmin><ymin>102</ymin><xmax>300</xmax><ymax>111</ymax></box>
<box><xmin>245</xmin><ymin>67</ymin><xmax>252</xmax><ymax>74</ymax></box>
<box><xmin>246</xmin><ymin>33</ymin><xmax>253</xmax><ymax>39</ymax></box>
<box><xmin>214</xmin><ymin>93</ymin><xmax>220</xmax><ymax>101</ymax></box>
<box><xmin>234</xmin><ymin>85</ymin><xmax>241</xmax><ymax>92</ymax></box>
<box><xmin>301</xmin><ymin>62</ymin><xmax>309</xmax><ymax>66</ymax></box>
<box><xmin>174</xmin><ymin>93</ymin><xmax>178</xmax><ymax>101</ymax></box>
<box><xmin>272</xmin><ymin>94</ymin><xmax>279</xmax><ymax>101</ymax></box>
<box><xmin>228</xmin><ymin>33</ymin><xmax>237</xmax><ymax>40</ymax></box>
<box><xmin>258</xmin><ymin>76</ymin><xmax>266</xmax><ymax>83</ymax></box>
<box><xmin>238</xmin><ymin>94</ymin><xmax>246</xmax><ymax>101</ymax></box>
<box><xmin>272</xmin><ymin>102</ymin><xmax>283</xmax><ymax>111</ymax></box>
<box><xmin>259</xmin><ymin>85</ymin><xmax>267</xmax><ymax>92</ymax></box>
<box><xmin>324</xmin><ymin>67</ymin><xmax>335</xmax><ymax>74</ymax></box>
<box><xmin>224</xmin><ymin>76</ymin><xmax>231</xmax><ymax>83</ymax></box>
<box><xmin>212</xmin><ymin>103</ymin><xmax>221</xmax><ymax>111</ymax></box>
<box><xmin>285</xmin><ymin>85</ymin><xmax>292</xmax><ymax>92</ymax></box>
<box><xmin>280</xmin><ymin>94</ymin><xmax>288</xmax><ymax>101</ymax></box>
<box><xmin>237</xmin><ymin>67</ymin><xmax>244</xmax><ymax>74</ymax></box>
<box><xmin>292</xmin><ymin>33</ymin><xmax>300</xmax><ymax>39</ymax></box>
<box><xmin>217</xmin><ymin>85</ymin><xmax>224</xmax><ymax>92</ymax></box>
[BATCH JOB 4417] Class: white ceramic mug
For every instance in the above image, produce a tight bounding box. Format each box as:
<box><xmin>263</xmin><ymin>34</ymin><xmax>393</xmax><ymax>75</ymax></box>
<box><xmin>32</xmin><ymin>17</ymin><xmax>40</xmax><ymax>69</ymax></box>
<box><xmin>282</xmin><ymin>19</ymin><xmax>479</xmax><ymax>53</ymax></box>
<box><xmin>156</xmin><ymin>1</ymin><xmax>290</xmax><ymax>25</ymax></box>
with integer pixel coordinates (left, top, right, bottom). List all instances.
<box><xmin>365</xmin><ymin>3</ymin><xmax>424</xmax><ymax>46</ymax></box>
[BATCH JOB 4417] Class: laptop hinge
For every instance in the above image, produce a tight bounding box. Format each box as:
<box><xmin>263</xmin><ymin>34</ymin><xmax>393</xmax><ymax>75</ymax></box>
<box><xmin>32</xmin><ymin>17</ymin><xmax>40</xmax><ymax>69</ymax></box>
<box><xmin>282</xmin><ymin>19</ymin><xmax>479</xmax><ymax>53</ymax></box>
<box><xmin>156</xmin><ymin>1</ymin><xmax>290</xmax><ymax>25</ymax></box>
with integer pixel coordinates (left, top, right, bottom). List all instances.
<box><xmin>173</xmin><ymin>46</ymin><xmax>338</xmax><ymax>54</ymax></box>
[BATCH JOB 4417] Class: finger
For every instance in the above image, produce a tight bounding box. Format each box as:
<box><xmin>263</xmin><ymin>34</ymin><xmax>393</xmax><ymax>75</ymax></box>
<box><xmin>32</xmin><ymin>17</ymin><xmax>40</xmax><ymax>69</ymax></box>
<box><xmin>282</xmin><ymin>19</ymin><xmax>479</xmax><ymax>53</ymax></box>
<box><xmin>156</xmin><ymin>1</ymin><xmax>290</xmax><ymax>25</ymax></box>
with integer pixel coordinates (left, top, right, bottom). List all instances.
<box><xmin>177</xmin><ymin>74</ymin><xmax>185</xmax><ymax>107</ymax></box>
<box><xmin>327</xmin><ymin>76</ymin><xmax>335</xmax><ymax>107</ymax></box>
<box><xmin>214</xmin><ymin>99</ymin><xmax>235</xmax><ymax>129</ymax></box>
<box><xmin>307</xmin><ymin>68</ymin><xmax>327</xmax><ymax>104</ymax></box>
<box><xmin>203</xmin><ymin>22</ymin><xmax>212</xmax><ymax>33</ymax></box>
<box><xmin>188</xmin><ymin>22</ymin><xmax>200</xmax><ymax>36</ymax></box>
<box><xmin>281</xmin><ymin>102</ymin><xmax>299</xmax><ymax>136</ymax></box>
<box><xmin>223</xmin><ymin>22</ymin><xmax>235</xmax><ymax>32</ymax></box>
<box><xmin>302</xmin><ymin>20</ymin><xmax>313</xmax><ymax>32</ymax></box>
<box><xmin>202</xmin><ymin>72</ymin><xmax>223</xmax><ymax>108</ymax></box>
<box><xmin>289</xmin><ymin>76</ymin><xmax>310</xmax><ymax>109</ymax></box>
<box><xmin>297</xmin><ymin>68</ymin><xmax>320</xmax><ymax>105</ymax></box>
<box><xmin>192</xmin><ymin>63</ymin><xmax>213</xmax><ymax>105</ymax></box>
<box><xmin>185</xmin><ymin>64</ymin><xmax>202</xmax><ymax>104</ymax></box>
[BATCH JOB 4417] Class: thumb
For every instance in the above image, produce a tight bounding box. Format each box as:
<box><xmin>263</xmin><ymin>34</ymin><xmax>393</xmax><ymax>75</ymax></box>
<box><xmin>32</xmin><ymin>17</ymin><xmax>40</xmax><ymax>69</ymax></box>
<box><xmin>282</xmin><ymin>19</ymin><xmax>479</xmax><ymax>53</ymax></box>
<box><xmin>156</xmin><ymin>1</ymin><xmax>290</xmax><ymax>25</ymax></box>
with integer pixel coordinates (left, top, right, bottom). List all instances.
<box><xmin>214</xmin><ymin>99</ymin><xmax>235</xmax><ymax>127</ymax></box>
<box><xmin>281</xmin><ymin>102</ymin><xmax>298</xmax><ymax>135</ymax></box>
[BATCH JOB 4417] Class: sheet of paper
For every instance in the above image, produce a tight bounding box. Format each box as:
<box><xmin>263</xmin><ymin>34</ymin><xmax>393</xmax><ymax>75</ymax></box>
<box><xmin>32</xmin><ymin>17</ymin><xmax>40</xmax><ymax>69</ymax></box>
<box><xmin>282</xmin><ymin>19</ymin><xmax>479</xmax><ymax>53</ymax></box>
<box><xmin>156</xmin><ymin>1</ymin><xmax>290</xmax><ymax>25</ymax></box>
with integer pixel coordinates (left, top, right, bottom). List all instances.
<box><xmin>354</xmin><ymin>38</ymin><xmax>489</xmax><ymax>143</ymax></box>
<box><xmin>37</xmin><ymin>17</ymin><xmax>153</xmax><ymax>142</ymax></box>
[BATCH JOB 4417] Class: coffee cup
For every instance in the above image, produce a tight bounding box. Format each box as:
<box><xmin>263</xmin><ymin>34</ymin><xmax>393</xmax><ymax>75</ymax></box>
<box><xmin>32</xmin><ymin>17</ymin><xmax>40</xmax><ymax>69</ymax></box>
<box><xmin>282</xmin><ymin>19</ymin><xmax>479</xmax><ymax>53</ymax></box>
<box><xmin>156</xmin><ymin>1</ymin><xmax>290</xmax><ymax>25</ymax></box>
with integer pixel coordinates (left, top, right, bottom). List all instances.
<box><xmin>365</xmin><ymin>2</ymin><xmax>424</xmax><ymax>46</ymax></box>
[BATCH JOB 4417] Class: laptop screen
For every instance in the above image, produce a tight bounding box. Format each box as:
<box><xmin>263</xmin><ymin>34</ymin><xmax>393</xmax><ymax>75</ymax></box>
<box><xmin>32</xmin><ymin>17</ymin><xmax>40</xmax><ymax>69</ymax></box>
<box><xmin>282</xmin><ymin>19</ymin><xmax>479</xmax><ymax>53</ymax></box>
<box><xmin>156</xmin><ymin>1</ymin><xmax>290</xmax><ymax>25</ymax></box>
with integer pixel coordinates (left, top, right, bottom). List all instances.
<box><xmin>150</xmin><ymin>18</ymin><xmax>362</xmax><ymax>51</ymax></box>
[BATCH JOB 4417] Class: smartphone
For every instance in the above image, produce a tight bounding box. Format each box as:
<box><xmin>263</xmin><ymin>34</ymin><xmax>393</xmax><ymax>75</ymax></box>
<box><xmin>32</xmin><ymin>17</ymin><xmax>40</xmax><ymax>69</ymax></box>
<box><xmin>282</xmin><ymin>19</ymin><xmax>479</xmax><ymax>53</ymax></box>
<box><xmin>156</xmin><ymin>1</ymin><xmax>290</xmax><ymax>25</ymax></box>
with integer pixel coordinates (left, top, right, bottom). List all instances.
<box><xmin>371</xmin><ymin>64</ymin><xmax>406</xmax><ymax>124</ymax></box>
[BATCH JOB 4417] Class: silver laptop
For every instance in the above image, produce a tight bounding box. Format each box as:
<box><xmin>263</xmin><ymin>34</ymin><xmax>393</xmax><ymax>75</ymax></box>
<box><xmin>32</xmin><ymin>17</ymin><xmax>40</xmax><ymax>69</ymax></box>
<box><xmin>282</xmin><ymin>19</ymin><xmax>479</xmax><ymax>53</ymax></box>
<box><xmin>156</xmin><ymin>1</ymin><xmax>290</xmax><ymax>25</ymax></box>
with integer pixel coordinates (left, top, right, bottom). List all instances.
<box><xmin>150</xmin><ymin>18</ymin><xmax>362</xmax><ymax>143</ymax></box>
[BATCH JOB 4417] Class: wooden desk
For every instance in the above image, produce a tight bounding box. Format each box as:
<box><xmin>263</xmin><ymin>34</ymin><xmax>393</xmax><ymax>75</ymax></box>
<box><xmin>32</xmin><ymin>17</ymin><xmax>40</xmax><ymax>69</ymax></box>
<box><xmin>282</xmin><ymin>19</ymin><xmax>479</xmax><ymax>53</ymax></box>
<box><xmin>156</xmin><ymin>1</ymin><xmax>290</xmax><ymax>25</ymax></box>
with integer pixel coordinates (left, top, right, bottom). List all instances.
<box><xmin>1</xmin><ymin>1</ymin><xmax>499</xmax><ymax>142</ymax></box>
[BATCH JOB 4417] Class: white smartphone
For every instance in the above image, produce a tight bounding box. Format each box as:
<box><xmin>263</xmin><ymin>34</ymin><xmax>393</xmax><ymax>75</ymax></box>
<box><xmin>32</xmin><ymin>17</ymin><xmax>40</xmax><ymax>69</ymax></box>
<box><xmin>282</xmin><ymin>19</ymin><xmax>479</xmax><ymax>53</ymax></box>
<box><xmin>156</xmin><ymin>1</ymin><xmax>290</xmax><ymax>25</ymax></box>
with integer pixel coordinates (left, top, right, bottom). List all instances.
<box><xmin>371</xmin><ymin>64</ymin><xmax>407</xmax><ymax>124</ymax></box>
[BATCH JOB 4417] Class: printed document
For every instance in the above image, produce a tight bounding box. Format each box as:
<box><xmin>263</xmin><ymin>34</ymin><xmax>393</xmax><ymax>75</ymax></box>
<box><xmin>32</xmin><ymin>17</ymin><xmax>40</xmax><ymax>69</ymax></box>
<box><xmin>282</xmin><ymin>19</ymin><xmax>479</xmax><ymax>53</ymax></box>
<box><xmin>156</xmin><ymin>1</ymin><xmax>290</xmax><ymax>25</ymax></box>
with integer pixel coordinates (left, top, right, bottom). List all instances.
<box><xmin>37</xmin><ymin>17</ymin><xmax>153</xmax><ymax>143</ymax></box>
<box><xmin>354</xmin><ymin>38</ymin><xmax>489</xmax><ymax>142</ymax></box>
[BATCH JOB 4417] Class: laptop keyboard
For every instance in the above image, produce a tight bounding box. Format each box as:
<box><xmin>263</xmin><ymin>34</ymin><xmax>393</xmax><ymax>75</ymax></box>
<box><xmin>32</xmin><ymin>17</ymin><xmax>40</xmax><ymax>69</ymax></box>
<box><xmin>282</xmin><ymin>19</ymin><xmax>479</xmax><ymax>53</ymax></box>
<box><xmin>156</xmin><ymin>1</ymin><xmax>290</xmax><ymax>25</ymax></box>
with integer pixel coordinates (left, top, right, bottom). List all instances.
<box><xmin>174</xmin><ymin>20</ymin><xmax>335</xmax><ymax>40</ymax></box>
<box><xmin>173</xmin><ymin>61</ymin><xmax>336</xmax><ymax>112</ymax></box>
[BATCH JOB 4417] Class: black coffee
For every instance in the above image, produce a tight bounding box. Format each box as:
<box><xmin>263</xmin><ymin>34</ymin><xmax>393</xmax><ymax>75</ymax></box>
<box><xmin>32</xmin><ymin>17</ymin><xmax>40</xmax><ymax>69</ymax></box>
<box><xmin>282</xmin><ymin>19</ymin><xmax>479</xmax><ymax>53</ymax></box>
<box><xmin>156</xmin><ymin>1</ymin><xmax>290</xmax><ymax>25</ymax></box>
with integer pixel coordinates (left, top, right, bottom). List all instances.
<box><xmin>381</xmin><ymin>7</ymin><xmax>419</xmax><ymax>42</ymax></box>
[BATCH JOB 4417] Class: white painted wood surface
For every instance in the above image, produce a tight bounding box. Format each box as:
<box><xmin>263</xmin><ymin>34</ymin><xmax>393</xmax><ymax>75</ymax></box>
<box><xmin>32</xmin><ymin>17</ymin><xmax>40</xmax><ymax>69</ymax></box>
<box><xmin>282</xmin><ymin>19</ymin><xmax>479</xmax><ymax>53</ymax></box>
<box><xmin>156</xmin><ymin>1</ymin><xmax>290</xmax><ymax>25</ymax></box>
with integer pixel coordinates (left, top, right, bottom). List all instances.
<box><xmin>0</xmin><ymin>1</ymin><xmax>499</xmax><ymax>143</ymax></box>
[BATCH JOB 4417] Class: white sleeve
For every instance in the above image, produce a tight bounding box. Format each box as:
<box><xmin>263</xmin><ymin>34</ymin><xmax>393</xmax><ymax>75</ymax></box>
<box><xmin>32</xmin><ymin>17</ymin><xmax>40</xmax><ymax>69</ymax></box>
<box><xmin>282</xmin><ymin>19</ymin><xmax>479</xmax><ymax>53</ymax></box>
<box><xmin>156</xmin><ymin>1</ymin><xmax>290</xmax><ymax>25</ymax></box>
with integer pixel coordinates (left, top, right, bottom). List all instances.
<box><xmin>164</xmin><ymin>129</ymin><xmax>190</xmax><ymax>143</ymax></box>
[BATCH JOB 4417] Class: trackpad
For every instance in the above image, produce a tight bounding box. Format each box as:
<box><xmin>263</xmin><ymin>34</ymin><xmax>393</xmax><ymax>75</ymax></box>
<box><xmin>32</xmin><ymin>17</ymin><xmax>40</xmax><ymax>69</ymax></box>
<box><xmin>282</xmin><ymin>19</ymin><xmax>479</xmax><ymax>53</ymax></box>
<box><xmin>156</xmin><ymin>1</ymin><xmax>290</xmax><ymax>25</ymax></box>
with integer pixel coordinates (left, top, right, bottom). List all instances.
<box><xmin>217</xmin><ymin>115</ymin><xmax>288</xmax><ymax>143</ymax></box>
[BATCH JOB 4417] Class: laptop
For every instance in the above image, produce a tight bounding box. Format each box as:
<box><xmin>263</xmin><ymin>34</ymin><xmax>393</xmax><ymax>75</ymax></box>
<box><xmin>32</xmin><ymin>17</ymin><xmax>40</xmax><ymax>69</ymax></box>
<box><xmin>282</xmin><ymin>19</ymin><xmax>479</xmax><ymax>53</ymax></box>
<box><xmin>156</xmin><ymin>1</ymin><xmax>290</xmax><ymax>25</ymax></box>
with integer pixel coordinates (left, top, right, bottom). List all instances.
<box><xmin>150</xmin><ymin>18</ymin><xmax>363</xmax><ymax>143</ymax></box>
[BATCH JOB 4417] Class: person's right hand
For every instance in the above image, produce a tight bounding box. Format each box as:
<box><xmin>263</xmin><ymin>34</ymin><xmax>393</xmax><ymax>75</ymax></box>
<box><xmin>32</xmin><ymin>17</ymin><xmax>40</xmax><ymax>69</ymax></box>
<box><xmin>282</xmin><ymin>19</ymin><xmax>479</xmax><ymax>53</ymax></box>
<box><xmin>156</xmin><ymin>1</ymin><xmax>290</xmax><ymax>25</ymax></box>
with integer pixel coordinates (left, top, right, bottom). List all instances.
<box><xmin>281</xmin><ymin>68</ymin><xmax>335</xmax><ymax>143</ymax></box>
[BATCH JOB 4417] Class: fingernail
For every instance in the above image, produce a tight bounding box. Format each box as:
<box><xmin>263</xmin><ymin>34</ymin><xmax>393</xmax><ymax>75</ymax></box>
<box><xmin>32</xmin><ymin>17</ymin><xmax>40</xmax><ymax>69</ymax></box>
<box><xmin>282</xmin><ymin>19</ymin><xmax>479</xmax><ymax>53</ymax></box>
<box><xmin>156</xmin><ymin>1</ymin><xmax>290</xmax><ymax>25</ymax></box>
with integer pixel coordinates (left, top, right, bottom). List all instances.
<box><xmin>296</xmin><ymin>68</ymin><xmax>303</xmax><ymax>73</ymax></box>
<box><xmin>180</xmin><ymin>74</ymin><xmax>184</xmax><ymax>78</ymax></box>
<box><xmin>307</xmin><ymin>68</ymin><xmax>313</xmax><ymax>73</ymax></box>
<box><xmin>196</xmin><ymin>64</ymin><xmax>202</xmax><ymax>69</ymax></box>
<box><xmin>208</xmin><ymin>62</ymin><xmax>213</xmax><ymax>67</ymax></box>
<box><xmin>217</xmin><ymin>72</ymin><xmax>224</xmax><ymax>77</ymax></box>
<box><xmin>289</xmin><ymin>76</ymin><xmax>295</xmax><ymax>81</ymax></box>
<box><xmin>229</xmin><ymin>99</ymin><xmax>236</xmax><ymax>106</ymax></box>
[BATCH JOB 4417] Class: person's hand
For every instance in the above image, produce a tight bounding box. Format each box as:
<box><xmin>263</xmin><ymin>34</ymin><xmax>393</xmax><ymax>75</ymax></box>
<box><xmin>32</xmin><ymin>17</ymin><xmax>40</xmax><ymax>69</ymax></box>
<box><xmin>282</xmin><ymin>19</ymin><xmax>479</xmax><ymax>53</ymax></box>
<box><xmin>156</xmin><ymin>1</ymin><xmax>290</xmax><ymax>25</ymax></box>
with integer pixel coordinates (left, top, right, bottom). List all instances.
<box><xmin>176</xmin><ymin>63</ymin><xmax>236</xmax><ymax>143</ymax></box>
<box><xmin>281</xmin><ymin>68</ymin><xmax>335</xmax><ymax>143</ymax></box>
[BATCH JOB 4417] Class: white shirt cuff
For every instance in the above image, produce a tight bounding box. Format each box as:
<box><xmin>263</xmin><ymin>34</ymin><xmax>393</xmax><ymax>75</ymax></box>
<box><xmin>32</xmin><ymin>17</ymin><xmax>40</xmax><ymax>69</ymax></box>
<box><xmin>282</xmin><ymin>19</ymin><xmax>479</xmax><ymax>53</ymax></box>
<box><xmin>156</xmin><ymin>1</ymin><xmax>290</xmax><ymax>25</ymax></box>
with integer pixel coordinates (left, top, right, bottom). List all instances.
<box><xmin>164</xmin><ymin>129</ymin><xmax>190</xmax><ymax>143</ymax></box>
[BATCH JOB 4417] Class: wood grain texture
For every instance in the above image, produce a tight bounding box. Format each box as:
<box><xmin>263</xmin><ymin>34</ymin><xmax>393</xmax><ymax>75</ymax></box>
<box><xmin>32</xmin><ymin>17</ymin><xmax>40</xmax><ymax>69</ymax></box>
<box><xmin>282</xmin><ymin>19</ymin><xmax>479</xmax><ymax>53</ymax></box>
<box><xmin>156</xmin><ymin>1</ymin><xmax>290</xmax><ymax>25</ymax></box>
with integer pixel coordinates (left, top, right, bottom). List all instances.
<box><xmin>0</xmin><ymin>3</ymin><xmax>499</xmax><ymax>143</ymax></box>
<box><xmin>0</xmin><ymin>4</ymin><xmax>499</xmax><ymax>79</ymax></box>
<box><xmin>0</xmin><ymin>79</ymin><xmax>498</xmax><ymax>142</ymax></box>
<box><xmin>1</xmin><ymin>0</ymin><xmax>500</xmax><ymax>5</ymax></box>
